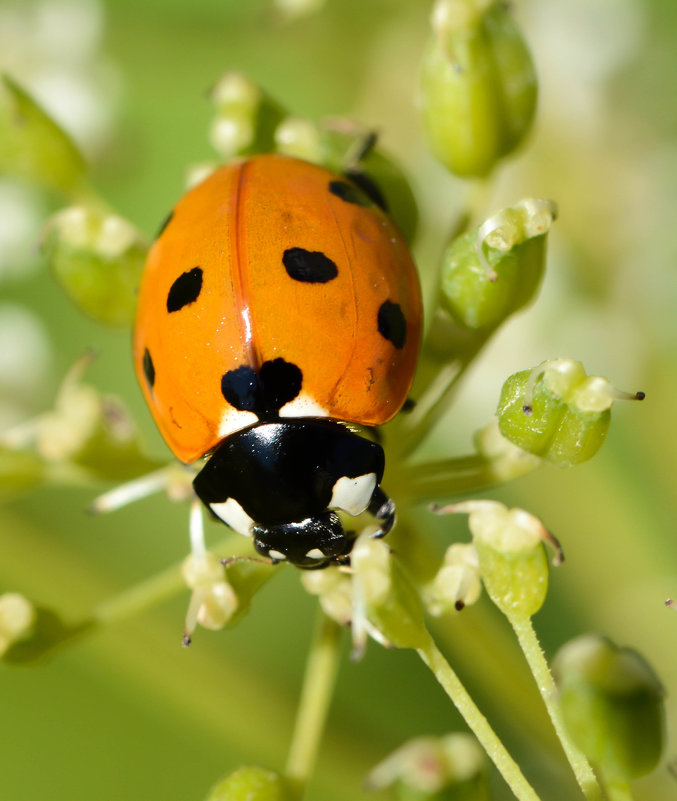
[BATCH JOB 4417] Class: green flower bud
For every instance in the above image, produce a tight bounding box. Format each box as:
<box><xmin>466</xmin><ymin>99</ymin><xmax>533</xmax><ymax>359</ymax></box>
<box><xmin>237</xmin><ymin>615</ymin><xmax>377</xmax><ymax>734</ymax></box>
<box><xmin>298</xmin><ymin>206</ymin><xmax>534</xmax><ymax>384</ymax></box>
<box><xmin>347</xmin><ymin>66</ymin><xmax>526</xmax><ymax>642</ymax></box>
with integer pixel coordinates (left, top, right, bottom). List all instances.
<box><xmin>0</xmin><ymin>75</ymin><xmax>87</xmax><ymax>197</ymax></box>
<box><xmin>368</xmin><ymin>733</ymin><xmax>490</xmax><ymax>801</ymax></box>
<box><xmin>497</xmin><ymin>359</ymin><xmax>644</xmax><ymax>467</ymax></box>
<box><xmin>43</xmin><ymin>206</ymin><xmax>147</xmax><ymax>327</ymax></box>
<box><xmin>421</xmin><ymin>0</ymin><xmax>537</xmax><ymax>177</ymax></box>
<box><xmin>351</xmin><ymin>530</ymin><xmax>428</xmax><ymax>652</ymax></box>
<box><xmin>301</xmin><ymin>566</ymin><xmax>353</xmax><ymax>625</ymax></box>
<box><xmin>206</xmin><ymin>766</ymin><xmax>292</xmax><ymax>801</ymax></box>
<box><xmin>440</xmin><ymin>199</ymin><xmax>556</xmax><ymax>331</ymax></box>
<box><xmin>434</xmin><ymin>501</ymin><xmax>550</xmax><ymax>617</ymax></box>
<box><xmin>208</xmin><ymin>72</ymin><xmax>285</xmax><ymax>160</ymax></box>
<box><xmin>553</xmin><ymin>635</ymin><xmax>665</xmax><ymax>781</ymax></box>
<box><xmin>1</xmin><ymin>604</ymin><xmax>90</xmax><ymax>664</ymax></box>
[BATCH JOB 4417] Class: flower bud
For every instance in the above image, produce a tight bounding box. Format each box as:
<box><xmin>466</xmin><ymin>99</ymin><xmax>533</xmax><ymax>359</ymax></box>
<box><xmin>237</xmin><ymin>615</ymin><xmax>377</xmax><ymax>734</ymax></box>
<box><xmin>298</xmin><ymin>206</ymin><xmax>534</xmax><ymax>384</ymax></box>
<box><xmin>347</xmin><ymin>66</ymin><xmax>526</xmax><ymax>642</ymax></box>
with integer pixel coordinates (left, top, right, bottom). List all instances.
<box><xmin>0</xmin><ymin>593</ymin><xmax>36</xmax><ymax>656</ymax></box>
<box><xmin>368</xmin><ymin>733</ymin><xmax>490</xmax><ymax>801</ymax></box>
<box><xmin>274</xmin><ymin>116</ymin><xmax>324</xmax><ymax>163</ymax></box>
<box><xmin>497</xmin><ymin>359</ymin><xmax>644</xmax><ymax>467</ymax></box>
<box><xmin>182</xmin><ymin>551</ymin><xmax>238</xmax><ymax>638</ymax></box>
<box><xmin>209</xmin><ymin>72</ymin><xmax>285</xmax><ymax>160</ymax></box>
<box><xmin>24</xmin><ymin>353</ymin><xmax>162</xmax><ymax>481</ymax></box>
<box><xmin>351</xmin><ymin>531</ymin><xmax>428</xmax><ymax>652</ymax></box>
<box><xmin>0</xmin><ymin>74</ymin><xmax>87</xmax><ymax>197</ymax></box>
<box><xmin>300</xmin><ymin>566</ymin><xmax>353</xmax><ymax>625</ymax></box>
<box><xmin>440</xmin><ymin>199</ymin><xmax>556</xmax><ymax>331</ymax></box>
<box><xmin>553</xmin><ymin>635</ymin><xmax>665</xmax><ymax>781</ymax></box>
<box><xmin>421</xmin><ymin>0</ymin><xmax>537</xmax><ymax>177</ymax></box>
<box><xmin>206</xmin><ymin>766</ymin><xmax>292</xmax><ymax>801</ymax></box>
<box><xmin>43</xmin><ymin>206</ymin><xmax>147</xmax><ymax>327</ymax></box>
<box><xmin>434</xmin><ymin>501</ymin><xmax>550</xmax><ymax>618</ymax></box>
<box><xmin>425</xmin><ymin>543</ymin><xmax>482</xmax><ymax>616</ymax></box>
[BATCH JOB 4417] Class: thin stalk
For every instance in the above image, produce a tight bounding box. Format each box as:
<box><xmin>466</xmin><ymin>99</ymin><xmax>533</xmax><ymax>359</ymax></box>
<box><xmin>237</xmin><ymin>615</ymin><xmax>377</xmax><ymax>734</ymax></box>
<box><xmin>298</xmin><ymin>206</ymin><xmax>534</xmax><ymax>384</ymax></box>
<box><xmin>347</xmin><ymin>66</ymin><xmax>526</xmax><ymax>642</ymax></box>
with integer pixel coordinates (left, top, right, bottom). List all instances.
<box><xmin>508</xmin><ymin>614</ymin><xmax>605</xmax><ymax>801</ymax></box>
<box><xmin>285</xmin><ymin>610</ymin><xmax>343</xmax><ymax>800</ymax></box>
<box><xmin>417</xmin><ymin>634</ymin><xmax>543</xmax><ymax>801</ymax></box>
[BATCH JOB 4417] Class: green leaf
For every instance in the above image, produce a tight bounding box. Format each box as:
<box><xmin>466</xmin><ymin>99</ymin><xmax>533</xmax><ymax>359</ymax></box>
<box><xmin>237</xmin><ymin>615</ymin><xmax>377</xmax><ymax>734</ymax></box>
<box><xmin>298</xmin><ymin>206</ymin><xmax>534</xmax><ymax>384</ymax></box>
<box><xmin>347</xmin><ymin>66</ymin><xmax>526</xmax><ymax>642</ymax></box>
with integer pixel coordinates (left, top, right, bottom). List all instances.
<box><xmin>0</xmin><ymin>74</ymin><xmax>87</xmax><ymax>197</ymax></box>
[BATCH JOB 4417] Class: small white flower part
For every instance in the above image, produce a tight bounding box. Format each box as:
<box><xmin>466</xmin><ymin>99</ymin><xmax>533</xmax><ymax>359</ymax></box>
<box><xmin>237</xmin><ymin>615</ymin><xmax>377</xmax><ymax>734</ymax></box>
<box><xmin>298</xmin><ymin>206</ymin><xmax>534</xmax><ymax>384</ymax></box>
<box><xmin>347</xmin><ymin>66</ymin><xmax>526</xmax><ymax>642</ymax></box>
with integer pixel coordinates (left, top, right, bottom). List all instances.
<box><xmin>426</xmin><ymin>543</ymin><xmax>482</xmax><ymax>615</ymax></box>
<box><xmin>0</xmin><ymin>592</ymin><xmax>36</xmax><ymax>656</ymax></box>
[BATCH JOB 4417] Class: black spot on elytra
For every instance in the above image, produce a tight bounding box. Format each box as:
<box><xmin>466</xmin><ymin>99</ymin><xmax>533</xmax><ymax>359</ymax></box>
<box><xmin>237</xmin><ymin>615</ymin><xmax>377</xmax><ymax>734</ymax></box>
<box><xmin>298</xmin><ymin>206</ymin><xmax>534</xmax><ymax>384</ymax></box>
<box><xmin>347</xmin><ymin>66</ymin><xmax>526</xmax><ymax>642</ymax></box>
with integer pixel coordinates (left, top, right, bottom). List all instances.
<box><xmin>167</xmin><ymin>267</ymin><xmax>203</xmax><ymax>313</ymax></box>
<box><xmin>221</xmin><ymin>358</ymin><xmax>303</xmax><ymax>419</ymax></box>
<box><xmin>155</xmin><ymin>210</ymin><xmax>173</xmax><ymax>239</ymax></box>
<box><xmin>377</xmin><ymin>300</ymin><xmax>407</xmax><ymax>349</ymax></box>
<box><xmin>283</xmin><ymin>248</ymin><xmax>338</xmax><ymax>284</ymax></box>
<box><xmin>343</xmin><ymin>170</ymin><xmax>388</xmax><ymax>212</ymax></box>
<box><xmin>328</xmin><ymin>180</ymin><xmax>373</xmax><ymax>208</ymax></box>
<box><xmin>142</xmin><ymin>348</ymin><xmax>155</xmax><ymax>388</ymax></box>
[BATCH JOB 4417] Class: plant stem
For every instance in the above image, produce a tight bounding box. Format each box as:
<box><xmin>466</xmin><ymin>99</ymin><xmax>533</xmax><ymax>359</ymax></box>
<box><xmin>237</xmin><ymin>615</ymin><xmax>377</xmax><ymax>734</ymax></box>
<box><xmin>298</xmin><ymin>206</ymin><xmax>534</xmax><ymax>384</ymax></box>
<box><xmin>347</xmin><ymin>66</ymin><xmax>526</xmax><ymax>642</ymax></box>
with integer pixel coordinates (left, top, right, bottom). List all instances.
<box><xmin>417</xmin><ymin>634</ymin><xmax>543</xmax><ymax>801</ymax></box>
<box><xmin>508</xmin><ymin>613</ymin><xmax>605</xmax><ymax>801</ymax></box>
<box><xmin>285</xmin><ymin>610</ymin><xmax>343</xmax><ymax>800</ymax></box>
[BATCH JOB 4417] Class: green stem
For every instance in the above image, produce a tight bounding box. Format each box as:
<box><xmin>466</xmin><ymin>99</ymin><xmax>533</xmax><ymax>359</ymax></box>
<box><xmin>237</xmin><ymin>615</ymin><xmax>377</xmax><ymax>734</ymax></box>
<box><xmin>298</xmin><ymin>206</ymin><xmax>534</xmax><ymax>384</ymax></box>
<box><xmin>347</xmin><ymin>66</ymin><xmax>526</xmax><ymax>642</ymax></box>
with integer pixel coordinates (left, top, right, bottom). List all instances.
<box><xmin>507</xmin><ymin>614</ymin><xmax>605</xmax><ymax>801</ymax></box>
<box><xmin>284</xmin><ymin>610</ymin><xmax>343</xmax><ymax>800</ymax></box>
<box><xmin>417</xmin><ymin>634</ymin><xmax>543</xmax><ymax>801</ymax></box>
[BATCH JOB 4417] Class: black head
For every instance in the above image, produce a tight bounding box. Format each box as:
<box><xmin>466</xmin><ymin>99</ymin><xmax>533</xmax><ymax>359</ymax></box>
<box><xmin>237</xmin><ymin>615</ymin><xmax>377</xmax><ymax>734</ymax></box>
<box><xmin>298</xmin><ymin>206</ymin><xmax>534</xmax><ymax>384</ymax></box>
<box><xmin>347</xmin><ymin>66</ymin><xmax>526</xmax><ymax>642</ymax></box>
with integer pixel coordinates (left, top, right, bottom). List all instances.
<box><xmin>252</xmin><ymin>512</ymin><xmax>354</xmax><ymax>569</ymax></box>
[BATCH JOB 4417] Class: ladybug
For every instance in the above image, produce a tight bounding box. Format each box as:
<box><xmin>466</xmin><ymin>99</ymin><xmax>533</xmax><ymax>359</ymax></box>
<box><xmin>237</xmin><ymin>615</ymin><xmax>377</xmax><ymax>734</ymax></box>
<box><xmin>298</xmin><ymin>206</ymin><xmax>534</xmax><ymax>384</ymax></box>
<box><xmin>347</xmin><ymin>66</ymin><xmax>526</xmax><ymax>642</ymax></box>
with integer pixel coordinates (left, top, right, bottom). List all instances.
<box><xmin>133</xmin><ymin>154</ymin><xmax>422</xmax><ymax>568</ymax></box>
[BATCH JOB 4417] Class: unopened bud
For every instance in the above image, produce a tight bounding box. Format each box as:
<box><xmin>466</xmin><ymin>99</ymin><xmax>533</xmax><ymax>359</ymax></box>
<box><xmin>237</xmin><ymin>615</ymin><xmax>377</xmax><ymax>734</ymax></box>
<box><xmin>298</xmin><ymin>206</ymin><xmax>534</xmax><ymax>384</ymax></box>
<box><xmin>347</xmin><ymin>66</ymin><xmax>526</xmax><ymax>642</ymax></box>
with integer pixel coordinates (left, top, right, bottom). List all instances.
<box><xmin>554</xmin><ymin>634</ymin><xmax>665</xmax><ymax>781</ymax></box>
<box><xmin>425</xmin><ymin>543</ymin><xmax>482</xmax><ymax>616</ymax></box>
<box><xmin>43</xmin><ymin>206</ymin><xmax>147</xmax><ymax>326</ymax></box>
<box><xmin>183</xmin><ymin>552</ymin><xmax>238</xmax><ymax>637</ymax></box>
<box><xmin>497</xmin><ymin>359</ymin><xmax>644</xmax><ymax>467</ymax></box>
<box><xmin>434</xmin><ymin>501</ymin><xmax>550</xmax><ymax>617</ymax></box>
<box><xmin>421</xmin><ymin>0</ymin><xmax>537</xmax><ymax>177</ymax></box>
<box><xmin>440</xmin><ymin>199</ymin><xmax>555</xmax><ymax>331</ymax></box>
<box><xmin>368</xmin><ymin>733</ymin><xmax>490</xmax><ymax>801</ymax></box>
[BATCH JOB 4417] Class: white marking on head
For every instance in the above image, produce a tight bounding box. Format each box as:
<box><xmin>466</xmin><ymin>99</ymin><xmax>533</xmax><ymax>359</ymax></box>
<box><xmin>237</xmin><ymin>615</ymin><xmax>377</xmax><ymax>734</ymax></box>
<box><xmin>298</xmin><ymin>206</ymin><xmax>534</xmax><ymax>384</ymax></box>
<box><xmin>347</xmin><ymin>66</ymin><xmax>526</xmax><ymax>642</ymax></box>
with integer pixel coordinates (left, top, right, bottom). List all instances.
<box><xmin>279</xmin><ymin>392</ymin><xmax>329</xmax><ymax>419</ymax></box>
<box><xmin>330</xmin><ymin>473</ymin><xmax>377</xmax><ymax>516</ymax></box>
<box><xmin>305</xmin><ymin>548</ymin><xmax>325</xmax><ymax>560</ymax></box>
<box><xmin>218</xmin><ymin>407</ymin><xmax>258</xmax><ymax>439</ymax></box>
<box><xmin>268</xmin><ymin>549</ymin><xmax>287</xmax><ymax>561</ymax></box>
<box><xmin>209</xmin><ymin>498</ymin><xmax>254</xmax><ymax>537</ymax></box>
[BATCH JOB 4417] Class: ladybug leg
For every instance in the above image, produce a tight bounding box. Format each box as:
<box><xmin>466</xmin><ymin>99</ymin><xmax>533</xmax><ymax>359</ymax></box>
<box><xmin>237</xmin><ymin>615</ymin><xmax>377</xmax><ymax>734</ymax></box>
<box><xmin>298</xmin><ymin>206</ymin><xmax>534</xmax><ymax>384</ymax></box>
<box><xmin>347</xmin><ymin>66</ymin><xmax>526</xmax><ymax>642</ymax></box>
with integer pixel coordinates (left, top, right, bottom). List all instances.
<box><xmin>367</xmin><ymin>486</ymin><xmax>396</xmax><ymax>539</ymax></box>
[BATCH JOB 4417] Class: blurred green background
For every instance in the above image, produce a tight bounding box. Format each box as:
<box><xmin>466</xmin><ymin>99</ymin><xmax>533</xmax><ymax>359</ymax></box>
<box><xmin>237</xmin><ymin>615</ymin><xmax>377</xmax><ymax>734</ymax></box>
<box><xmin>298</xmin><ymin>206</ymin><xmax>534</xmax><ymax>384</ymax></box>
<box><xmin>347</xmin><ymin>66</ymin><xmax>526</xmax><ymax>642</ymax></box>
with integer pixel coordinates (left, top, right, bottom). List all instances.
<box><xmin>1</xmin><ymin>0</ymin><xmax>676</xmax><ymax>799</ymax></box>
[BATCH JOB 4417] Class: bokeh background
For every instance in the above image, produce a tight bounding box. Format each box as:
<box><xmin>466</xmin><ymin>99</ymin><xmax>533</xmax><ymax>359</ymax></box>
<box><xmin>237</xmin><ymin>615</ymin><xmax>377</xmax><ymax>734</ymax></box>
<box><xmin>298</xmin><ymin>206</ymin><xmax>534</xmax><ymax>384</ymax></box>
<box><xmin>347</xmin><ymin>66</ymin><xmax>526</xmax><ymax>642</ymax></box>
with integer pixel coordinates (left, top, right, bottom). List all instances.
<box><xmin>1</xmin><ymin>0</ymin><xmax>676</xmax><ymax>799</ymax></box>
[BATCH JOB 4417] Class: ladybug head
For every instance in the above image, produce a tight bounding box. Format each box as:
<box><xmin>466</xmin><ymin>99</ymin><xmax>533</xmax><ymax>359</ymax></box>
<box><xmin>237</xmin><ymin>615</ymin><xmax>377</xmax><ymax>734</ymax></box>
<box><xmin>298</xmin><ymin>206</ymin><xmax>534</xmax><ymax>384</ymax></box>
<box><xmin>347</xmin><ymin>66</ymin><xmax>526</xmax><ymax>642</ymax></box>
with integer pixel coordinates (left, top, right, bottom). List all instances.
<box><xmin>251</xmin><ymin>512</ymin><xmax>354</xmax><ymax>569</ymax></box>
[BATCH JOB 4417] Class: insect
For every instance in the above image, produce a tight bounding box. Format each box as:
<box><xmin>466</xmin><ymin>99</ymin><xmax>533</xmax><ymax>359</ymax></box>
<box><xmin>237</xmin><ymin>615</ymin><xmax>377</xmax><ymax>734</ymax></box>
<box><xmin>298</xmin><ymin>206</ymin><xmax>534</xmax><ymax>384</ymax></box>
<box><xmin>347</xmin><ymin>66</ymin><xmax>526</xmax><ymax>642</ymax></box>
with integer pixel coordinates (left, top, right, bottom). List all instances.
<box><xmin>133</xmin><ymin>154</ymin><xmax>422</xmax><ymax>568</ymax></box>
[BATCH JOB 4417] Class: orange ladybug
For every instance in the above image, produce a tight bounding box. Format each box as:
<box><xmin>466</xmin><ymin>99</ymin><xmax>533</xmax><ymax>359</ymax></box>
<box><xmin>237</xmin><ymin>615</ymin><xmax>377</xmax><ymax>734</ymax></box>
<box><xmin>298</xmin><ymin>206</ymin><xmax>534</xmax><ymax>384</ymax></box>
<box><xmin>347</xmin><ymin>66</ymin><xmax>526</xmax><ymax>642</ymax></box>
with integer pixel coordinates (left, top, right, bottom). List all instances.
<box><xmin>134</xmin><ymin>154</ymin><xmax>422</xmax><ymax>568</ymax></box>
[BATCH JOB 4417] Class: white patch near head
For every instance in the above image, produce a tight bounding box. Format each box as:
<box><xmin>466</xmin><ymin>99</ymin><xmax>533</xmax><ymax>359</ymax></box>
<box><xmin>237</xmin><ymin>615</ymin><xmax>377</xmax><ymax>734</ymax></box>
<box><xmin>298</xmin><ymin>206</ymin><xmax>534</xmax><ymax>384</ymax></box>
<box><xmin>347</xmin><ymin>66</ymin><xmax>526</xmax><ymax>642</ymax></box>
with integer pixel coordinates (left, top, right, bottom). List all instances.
<box><xmin>268</xmin><ymin>549</ymin><xmax>287</xmax><ymax>561</ymax></box>
<box><xmin>305</xmin><ymin>548</ymin><xmax>325</xmax><ymax>560</ymax></box>
<box><xmin>279</xmin><ymin>392</ymin><xmax>329</xmax><ymax>419</ymax></box>
<box><xmin>210</xmin><ymin>498</ymin><xmax>254</xmax><ymax>537</ymax></box>
<box><xmin>218</xmin><ymin>407</ymin><xmax>258</xmax><ymax>439</ymax></box>
<box><xmin>330</xmin><ymin>473</ymin><xmax>377</xmax><ymax>516</ymax></box>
